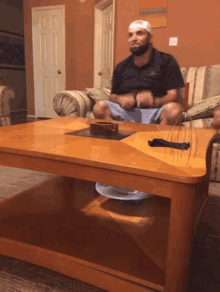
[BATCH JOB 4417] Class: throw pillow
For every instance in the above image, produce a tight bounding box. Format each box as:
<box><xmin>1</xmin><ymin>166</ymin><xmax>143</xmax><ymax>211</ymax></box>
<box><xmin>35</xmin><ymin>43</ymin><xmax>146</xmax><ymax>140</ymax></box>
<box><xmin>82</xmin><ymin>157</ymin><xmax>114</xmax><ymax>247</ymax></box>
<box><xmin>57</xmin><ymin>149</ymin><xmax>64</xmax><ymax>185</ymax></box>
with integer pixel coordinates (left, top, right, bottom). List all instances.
<box><xmin>187</xmin><ymin>95</ymin><xmax>220</xmax><ymax>121</ymax></box>
<box><xmin>85</xmin><ymin>88</ymin><xmax>111</xmax><ymax>102</ymax></box>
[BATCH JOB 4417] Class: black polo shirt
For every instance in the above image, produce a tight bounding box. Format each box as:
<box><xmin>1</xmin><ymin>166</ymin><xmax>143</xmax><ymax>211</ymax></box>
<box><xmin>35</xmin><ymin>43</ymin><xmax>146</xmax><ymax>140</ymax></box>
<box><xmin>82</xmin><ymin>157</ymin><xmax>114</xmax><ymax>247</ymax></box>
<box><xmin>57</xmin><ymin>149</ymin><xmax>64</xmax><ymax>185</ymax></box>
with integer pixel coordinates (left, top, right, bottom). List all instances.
<box><xmin>111</xmin><ymin>48</ymin><xmax>184</xmax><ymax>97</ymax></box>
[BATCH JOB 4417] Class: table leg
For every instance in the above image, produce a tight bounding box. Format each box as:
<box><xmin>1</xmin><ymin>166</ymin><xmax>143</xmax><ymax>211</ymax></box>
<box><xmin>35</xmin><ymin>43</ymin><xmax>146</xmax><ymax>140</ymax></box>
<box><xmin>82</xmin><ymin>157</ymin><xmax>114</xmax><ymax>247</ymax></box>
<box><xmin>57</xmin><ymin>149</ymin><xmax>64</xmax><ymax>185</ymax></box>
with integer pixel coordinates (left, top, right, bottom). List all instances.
<box><xmin>164</xmin><ymin>183</ymin><xmax>198</xmax><ymax>292</ymax></box>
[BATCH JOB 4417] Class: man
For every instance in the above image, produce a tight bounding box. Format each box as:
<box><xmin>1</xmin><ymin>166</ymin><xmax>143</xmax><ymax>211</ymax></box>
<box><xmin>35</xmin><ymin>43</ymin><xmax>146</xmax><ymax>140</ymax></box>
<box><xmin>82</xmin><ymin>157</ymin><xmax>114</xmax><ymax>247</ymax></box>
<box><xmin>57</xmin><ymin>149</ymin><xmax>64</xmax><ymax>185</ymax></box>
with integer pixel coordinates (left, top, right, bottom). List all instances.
<box><xmin>93</xmin><ymin>20</ymin><xmax>185</xmax><ymax>125</ymax></box>
<box><xmin>212</xmin><ymin>109</ymin><xmax>220</xmax><ymax>129</ymax></box>
<box><xmin>94</xmin><ymin>20</ymin><xmax>185</xmax><ymax>205</ymax></box>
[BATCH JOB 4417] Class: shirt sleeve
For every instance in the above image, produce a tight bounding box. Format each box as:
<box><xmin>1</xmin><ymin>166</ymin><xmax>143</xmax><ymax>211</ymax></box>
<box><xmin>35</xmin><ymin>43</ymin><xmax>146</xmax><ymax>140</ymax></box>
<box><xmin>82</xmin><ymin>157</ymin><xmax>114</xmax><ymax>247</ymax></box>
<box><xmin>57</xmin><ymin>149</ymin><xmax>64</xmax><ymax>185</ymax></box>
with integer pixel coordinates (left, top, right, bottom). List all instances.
<box><xmin>111</xmin><ymin>65</ymin><xmax>122</xmax><ymax>94</ymax></box>
<box><xmin>163</xmin><ymin>55</ymin><xmax>185</xmax><ymax>90</ymax></box>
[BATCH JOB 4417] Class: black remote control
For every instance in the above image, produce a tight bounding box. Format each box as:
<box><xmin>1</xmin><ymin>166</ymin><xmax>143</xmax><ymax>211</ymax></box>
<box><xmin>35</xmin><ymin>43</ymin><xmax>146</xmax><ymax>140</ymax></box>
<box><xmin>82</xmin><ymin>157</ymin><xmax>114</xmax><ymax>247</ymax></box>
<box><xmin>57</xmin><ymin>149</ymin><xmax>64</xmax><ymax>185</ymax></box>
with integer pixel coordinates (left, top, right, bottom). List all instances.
<box><xmin>148</xmin><ymin>138</ymin><xmax>190</xmax><ymax>150</ymax></box>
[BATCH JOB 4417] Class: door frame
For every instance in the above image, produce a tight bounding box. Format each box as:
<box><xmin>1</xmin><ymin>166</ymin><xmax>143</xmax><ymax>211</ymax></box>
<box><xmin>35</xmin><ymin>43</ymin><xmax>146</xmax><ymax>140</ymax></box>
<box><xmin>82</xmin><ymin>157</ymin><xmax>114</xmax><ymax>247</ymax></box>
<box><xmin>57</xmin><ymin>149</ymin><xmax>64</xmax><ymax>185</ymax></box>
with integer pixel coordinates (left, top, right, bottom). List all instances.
<box><xmin>32</xmin><ymin>5</ymin><xmax>66</xmax><ymax>118</ymax></box>
<box><xmin>93</xmin><ymin>0</ymin><xmax>115</xmax><ymax>88</ymax></box>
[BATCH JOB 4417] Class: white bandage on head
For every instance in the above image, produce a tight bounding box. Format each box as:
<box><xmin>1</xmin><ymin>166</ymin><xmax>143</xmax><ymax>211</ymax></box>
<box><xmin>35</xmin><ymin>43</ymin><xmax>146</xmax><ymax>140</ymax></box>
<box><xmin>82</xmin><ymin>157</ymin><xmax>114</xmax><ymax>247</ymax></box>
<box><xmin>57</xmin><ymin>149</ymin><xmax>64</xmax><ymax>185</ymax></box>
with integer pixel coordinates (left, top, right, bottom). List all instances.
<box><xmin>128</xmin><ymin>20</ymin><xmax>152</xmax><ymax>35</ymax></box>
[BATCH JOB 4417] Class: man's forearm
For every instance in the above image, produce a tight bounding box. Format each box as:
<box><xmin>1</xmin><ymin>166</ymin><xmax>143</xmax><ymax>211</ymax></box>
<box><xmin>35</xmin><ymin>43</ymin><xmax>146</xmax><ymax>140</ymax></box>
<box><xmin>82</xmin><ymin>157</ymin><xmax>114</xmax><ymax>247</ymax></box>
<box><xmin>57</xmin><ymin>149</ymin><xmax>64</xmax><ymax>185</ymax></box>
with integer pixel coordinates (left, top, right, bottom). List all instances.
<box><xmin>109</xmin><ymin>92</ymin><xmax>136</xmax><ymax>109</ymax></box>
<box><xmin>109</xmin><ymin>92</ymin><xmax>136</xmax><ymax>103</ymax></box>
<box><xmin>154</xmin><ymin>92</ymin><xmax>179</xmax><ymax>107</ymax></box>
<box><xmin>109</xmin><ymin>93</ymin><xmax>119</xmax><ymax>103</ymax></box>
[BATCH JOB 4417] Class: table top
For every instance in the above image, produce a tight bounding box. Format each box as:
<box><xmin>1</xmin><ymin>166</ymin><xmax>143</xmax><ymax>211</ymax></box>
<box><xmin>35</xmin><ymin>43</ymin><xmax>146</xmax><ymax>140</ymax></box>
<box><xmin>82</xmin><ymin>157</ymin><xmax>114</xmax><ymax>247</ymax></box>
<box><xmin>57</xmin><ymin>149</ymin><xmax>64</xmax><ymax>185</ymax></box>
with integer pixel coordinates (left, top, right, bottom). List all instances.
<box><xmin>0</xmin><ymin>117</ymin><xmax>219</xmax><ymax>183</ymax></box>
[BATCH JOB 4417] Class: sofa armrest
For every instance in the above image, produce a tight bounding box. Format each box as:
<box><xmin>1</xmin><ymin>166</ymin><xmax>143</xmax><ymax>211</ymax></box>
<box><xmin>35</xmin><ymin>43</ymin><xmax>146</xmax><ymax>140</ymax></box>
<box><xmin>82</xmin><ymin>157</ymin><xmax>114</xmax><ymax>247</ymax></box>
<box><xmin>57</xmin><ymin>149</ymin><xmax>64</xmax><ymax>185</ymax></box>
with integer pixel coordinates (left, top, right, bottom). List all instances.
<box><xmin>186</xmin><ymin>95</ymin><xmax>220</xmax><ymax>121</ymax></box>
<box><xmin>84</xmin><ymin>88</ymin><xmax>110</xmax><ymax>102</ymax></box>
<box><xmin>53</xmin><ymin>88</ymin><xmax>111</xmax><ymax>118</ymax></box>
<box><xmin>0</xmin><ymin>85</ymin><xmax>15</xmax><ymax>126</ymax></box>
<box><xmin>53</xmin><ymin>90</ymin><xmax>94</xmax><ymax>117</ymax></box>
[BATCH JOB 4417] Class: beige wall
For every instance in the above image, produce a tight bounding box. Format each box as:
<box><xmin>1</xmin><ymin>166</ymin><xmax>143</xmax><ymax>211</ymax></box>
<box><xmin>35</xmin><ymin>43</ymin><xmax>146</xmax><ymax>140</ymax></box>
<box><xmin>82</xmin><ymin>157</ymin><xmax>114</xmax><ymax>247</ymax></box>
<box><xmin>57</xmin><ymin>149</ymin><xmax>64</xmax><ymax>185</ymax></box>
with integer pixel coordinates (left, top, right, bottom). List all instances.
<box><xmin>115</xmin><ymin>0</ymin><xmax>220</xmax><ymax>67</ymax></box>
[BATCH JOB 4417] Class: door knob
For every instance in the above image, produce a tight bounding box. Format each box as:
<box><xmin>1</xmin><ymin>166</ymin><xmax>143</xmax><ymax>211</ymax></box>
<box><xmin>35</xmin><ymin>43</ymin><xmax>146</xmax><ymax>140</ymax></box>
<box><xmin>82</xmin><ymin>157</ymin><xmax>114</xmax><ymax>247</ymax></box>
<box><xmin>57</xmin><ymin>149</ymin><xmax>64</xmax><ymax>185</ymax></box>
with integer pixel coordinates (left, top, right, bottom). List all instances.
<box><xmin>57</xmin><ymin>70</ymin><xmax>62</xmax><ymax>74</ymax></box>
<box><xmin>98</xmin><ymin>71</ymin><xmax>102</xmax><ymax>76</ymax></box>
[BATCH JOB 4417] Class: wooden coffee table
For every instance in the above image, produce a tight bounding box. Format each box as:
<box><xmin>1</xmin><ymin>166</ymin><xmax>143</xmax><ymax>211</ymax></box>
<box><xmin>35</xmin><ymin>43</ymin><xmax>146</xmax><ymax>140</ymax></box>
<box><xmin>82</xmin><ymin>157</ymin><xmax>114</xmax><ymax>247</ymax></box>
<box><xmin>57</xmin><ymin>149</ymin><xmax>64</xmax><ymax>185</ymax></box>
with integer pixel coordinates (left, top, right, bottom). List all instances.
<box><xmin>0</xmin><ymin>117</ymin><xmax>219</xmax><ymax>292</ymax></box>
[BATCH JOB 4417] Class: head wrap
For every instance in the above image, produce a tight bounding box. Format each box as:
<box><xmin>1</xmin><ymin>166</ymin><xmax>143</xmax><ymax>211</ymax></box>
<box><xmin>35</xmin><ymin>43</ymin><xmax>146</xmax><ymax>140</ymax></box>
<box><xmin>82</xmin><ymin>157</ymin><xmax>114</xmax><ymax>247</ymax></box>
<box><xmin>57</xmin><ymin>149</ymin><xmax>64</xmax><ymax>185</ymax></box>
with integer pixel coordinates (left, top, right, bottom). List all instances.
<box><xmin>128</xmin><ymin>20</ymin><xmax>152</xmax><ymax>34</ymax></box>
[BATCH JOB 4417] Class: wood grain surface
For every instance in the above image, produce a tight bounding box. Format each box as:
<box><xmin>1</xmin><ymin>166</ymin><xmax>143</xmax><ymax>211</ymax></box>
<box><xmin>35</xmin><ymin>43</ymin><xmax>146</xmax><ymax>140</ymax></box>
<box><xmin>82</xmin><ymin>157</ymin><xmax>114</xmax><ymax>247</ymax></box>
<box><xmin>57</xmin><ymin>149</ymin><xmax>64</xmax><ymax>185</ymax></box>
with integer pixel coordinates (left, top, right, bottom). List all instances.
<box><xmin>0</xmin><ymin>117</ymin><xmax>219</xmax><ymax>292</ymax></box>
<box><xmin>0</xmin><ymin>117</ymin><xmax>219</xmax><ymax>184</ymax></box>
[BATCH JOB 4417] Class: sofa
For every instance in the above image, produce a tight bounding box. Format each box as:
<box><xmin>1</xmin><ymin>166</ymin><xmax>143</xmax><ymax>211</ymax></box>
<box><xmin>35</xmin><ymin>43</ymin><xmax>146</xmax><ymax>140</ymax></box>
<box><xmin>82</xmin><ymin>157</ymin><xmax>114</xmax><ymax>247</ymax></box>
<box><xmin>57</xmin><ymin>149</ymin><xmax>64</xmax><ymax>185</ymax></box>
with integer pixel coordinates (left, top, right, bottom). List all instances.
<box><xmin>0</xmin><ymin>85</ymin><xmax>15</xmax><ymax>126</ymax></box>
<box><xmin>53</xmin><ymin>64</ymin><xmax>220</xmax><ymax>182</ymax></box>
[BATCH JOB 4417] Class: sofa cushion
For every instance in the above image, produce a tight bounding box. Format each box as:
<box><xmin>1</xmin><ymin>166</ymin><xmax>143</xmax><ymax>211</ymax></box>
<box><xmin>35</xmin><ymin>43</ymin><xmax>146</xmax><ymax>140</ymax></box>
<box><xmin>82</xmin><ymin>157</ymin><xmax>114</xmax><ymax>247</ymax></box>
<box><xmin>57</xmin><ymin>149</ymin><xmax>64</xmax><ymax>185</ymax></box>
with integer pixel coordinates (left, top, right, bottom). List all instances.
<box><xmin>100</xmin><ymin>78</ymin><xmax>112</xmax><ymax>89</ymax></box>
<box><xmin>86</xmin><ymin>111</ymin><xmax>95</xmax><ymax>119</ymax></box>
<box><xmin>210</xmin><ymin>143</ymin><xmax>220</xmax><ymax>182</ymax></box>
<box><xmin>183</xmin><ymin>118</ymin><xmax>214</xmax><ymax>129</ymax></box>
<box><xmin>180</xmin><ymin>65</ymin><xmax>220</xmax><ymax>108</ymax></box>
<box><xmin>187</xmin><ymin>94</ymin><xmax>220</xmax><ymax>121</ymax></box>
<box><xmin>0</xmin><ymin>85</ymin><xmax>15</xmax><ymax>117</ymax></box>
<box><xmin>85</xmin><ymin>88</ymin><xmax>111</xmax><ymax>102</ymax></box>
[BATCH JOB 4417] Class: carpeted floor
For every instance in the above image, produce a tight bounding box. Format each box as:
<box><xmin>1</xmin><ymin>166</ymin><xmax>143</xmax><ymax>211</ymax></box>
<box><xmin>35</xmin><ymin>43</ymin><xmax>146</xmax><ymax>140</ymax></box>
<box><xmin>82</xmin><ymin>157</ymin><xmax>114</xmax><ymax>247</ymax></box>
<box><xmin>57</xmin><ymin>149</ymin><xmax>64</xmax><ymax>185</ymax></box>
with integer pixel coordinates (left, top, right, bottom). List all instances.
<box><xmin>0</xmin><ymin>165</ymin><xmax>220</xmax><ymax>292</ymax></box>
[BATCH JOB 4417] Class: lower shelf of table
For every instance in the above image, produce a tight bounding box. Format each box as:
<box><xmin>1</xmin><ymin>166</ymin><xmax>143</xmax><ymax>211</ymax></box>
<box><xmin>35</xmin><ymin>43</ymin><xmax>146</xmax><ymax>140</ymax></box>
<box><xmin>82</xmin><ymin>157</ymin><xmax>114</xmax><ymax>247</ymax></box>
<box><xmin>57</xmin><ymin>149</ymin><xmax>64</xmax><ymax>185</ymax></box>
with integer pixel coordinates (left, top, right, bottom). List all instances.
<box><xmin>0</xmin><ymin>176</ymin><xmax>171</xmax><ymax>292</ymax></box>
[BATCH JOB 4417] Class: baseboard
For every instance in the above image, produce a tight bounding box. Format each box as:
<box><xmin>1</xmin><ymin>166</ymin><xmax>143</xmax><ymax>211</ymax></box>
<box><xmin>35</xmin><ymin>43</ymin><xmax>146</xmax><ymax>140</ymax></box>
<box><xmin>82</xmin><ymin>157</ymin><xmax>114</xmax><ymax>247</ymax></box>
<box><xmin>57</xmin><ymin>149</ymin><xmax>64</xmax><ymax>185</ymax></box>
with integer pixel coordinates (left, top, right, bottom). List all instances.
<box><xmin>10</xmin><ymin>110</ymin><xmax>27</xmax><ymax>118</ymax></box>
<box><xmin>26</xmin><ymin>114</ymin><xmax>36</xmax><ymax>119</ymax></box>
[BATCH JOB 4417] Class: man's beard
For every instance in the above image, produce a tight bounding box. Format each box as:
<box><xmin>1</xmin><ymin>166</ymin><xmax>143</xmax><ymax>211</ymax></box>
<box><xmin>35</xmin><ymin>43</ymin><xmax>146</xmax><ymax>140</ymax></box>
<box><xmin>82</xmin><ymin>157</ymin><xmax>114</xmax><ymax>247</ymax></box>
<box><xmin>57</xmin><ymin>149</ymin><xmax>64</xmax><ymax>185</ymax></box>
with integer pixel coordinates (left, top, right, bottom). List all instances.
<box><xmin>130</xmin><ymin>42</ymin><xmax>150</xmax><ymax>56</ymax></box>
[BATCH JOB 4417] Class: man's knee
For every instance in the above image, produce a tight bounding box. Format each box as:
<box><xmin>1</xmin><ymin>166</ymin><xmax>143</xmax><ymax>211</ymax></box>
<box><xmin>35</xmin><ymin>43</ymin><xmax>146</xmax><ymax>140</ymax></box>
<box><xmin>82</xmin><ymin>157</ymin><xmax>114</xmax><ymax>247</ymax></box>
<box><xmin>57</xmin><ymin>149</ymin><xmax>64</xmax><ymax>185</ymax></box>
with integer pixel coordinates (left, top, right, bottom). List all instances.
<box><xmin>212</xmin><ymin>108</ymin><xmax>220</xmax><ymax>129</ymax></box>
<box><xmin>160</xmin><ymin>102</ymin><xmax>183</xmax><ymax>124</ymax></box>
<box><xmin>93</xmin><ymin>100</ymin><xmax>112</xmax><ymax>119</ymax></box>
<box><xmin>163</xmin><ymin>102</ymin><xmax>183</xmax><ymax>117</ymax></box>
<box><xmin>93</xmin><ymin>100</ymin><xmax>107</xmax><ymax>113</ymax></box>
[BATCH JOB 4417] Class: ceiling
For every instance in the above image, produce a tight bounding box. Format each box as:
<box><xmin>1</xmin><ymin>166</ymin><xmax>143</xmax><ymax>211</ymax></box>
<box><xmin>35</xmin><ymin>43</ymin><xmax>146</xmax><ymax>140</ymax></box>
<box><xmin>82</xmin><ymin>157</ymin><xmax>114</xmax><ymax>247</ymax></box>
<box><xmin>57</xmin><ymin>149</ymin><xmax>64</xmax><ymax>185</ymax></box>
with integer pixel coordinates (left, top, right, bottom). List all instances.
<box><xmin>0</xmin><ymin>0</ymin><xmax>23</xmax><ymax>10</ymax></box>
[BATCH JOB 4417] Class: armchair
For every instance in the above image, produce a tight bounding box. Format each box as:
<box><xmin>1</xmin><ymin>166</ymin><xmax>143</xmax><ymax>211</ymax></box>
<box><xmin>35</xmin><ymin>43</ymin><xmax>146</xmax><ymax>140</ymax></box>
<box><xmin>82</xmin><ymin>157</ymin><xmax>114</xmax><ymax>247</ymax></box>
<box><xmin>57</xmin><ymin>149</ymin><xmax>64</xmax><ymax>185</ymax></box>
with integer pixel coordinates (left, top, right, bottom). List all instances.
<box><xmin>0</xmin><ymin>85</ymin><xmax>15</xmax><ymax>126</ymax></box>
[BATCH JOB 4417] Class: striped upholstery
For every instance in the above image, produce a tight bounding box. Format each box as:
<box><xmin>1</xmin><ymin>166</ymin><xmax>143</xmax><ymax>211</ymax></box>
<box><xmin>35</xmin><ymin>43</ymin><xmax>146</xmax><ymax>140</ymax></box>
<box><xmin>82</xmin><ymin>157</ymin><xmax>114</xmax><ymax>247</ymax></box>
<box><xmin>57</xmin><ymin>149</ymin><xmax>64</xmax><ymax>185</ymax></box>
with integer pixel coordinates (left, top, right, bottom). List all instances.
<box><xmin>180</xmin><ymin>65</ymin><xmax>220</xmax><ymax>108</ymax></box>
<box><xmin>0</xmin><ymin>85</ymin><xmax>15</xmax><ymax>126</ymax></box>
<box><xmin>181</xmin><ymin>65</ymin><xmax>220</xmax><ymax>182</ymax></box>
<box><xmin>210</xmin><ymin>143</ymin><xmax>220</xmax><ymax>181</ymax></box>
<box><xmin>53</xmin><ymin>90</ymin><xmax>94</xmax><ymax>117</ymax></box>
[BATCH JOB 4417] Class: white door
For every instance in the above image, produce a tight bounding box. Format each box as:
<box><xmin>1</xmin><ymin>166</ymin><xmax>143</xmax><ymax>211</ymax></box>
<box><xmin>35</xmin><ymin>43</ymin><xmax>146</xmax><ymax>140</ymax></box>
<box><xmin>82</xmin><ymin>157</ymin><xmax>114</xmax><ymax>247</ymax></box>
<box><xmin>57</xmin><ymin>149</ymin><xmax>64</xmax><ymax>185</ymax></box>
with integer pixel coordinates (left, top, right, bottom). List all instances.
<box><xmin>100</xmin><ymin>4</ymin><xmax>113</xmax><ymax>88</ymax></box>
<box><xmin>32</xmin><ymin>5</ymin><xmax>65</xmax><ymax>118</ymax></box>
<box><xmin>94</xmin><ymin>1</ymin><xmax>114</xmax><ymax>88</ymax></box>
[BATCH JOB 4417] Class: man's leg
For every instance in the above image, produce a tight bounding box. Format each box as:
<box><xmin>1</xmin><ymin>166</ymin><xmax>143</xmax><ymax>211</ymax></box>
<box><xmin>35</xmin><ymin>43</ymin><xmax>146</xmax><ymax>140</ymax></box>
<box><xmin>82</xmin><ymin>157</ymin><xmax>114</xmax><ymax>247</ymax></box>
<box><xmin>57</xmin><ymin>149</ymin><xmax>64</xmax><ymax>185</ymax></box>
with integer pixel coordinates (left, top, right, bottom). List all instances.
<box><xmin>212</xmin><ymin>108</ymin><xmax>220</xmax><ymax>129</ymax></box>
<box><xmin>93</xmin><ymin>101</ymin><xmax>113</xmax><ymax>121</ymax></box>
<box><xmin>94</xmin><ymin>101</ymin><xmax>183</xmax><ymax>125</ymax></box>
<box><xmin>159</xmin><ymin>102</ymin><xmax>183</xmax><ymax>125</ymax></box>
<box><xmin>93</xmin><ymin>101</ymin><xmax>141</xmax><ymax>122</ymax></box>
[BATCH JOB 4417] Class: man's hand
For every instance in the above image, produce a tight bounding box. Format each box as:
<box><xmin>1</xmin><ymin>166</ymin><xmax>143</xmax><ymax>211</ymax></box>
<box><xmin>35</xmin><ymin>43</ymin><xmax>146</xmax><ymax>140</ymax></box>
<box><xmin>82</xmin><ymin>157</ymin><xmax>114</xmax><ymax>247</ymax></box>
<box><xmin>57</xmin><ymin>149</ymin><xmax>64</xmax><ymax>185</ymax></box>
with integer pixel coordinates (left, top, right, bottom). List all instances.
<box><xmin>117</xmin><ymin>93</ymin><xmax>136</xmax><ymax>110</ymax></box>
<box><xmin>211</xmin><ymin>108</ymin><xmax>220</xmax><ymax>129</ymax></box>
<box><xmin>136</xmin><ymin>91</ymin><xmax>154</xmax><ymax>108</ymax></box>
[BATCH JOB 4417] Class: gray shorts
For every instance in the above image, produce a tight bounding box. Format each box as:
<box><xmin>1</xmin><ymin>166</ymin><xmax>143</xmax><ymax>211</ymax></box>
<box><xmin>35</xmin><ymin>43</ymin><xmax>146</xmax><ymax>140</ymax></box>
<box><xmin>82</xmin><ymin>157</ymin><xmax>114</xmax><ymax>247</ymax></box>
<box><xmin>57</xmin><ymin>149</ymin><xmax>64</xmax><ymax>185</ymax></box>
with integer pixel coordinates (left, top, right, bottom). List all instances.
<box><xmin>106</xmin><ymin>101</ymin><xmax>164</xmax><ymax>124</ymax></box>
